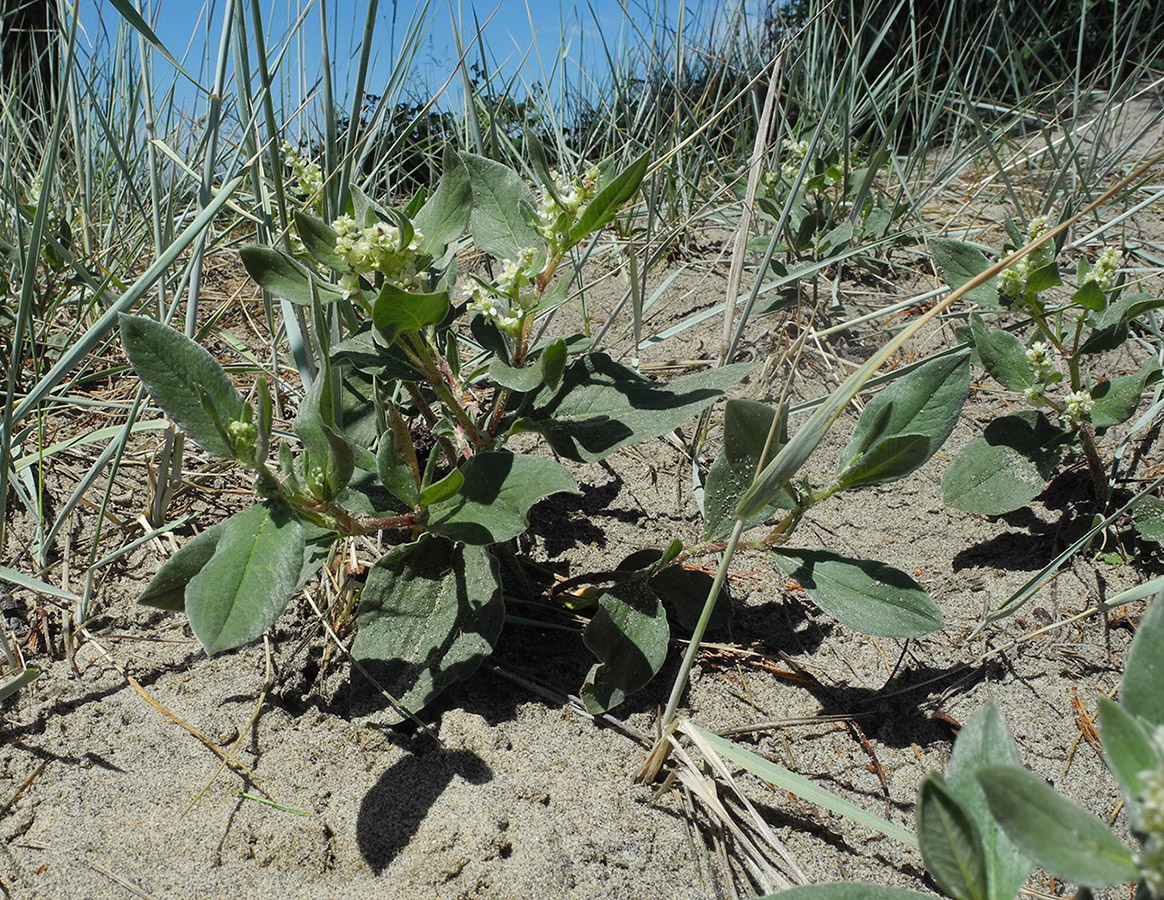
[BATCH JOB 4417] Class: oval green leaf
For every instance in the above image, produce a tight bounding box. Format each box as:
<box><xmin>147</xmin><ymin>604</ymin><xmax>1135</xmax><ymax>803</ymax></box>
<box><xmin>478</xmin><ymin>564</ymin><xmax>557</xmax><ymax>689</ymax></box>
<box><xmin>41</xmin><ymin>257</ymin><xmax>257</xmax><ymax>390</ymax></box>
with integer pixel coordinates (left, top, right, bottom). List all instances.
<box><xmin>118</xmin><ymin>314</ymin><xmax>247</xmax><ymax>458</ymax></box>
<box><xmin>184</xmin><ymin>503</ymin><xmax>306</xmax><ymax>655</ymax></box>
<box><xmin>427</xmin><ymin>453</ymin><xmax>580</xmax><ymax>545</ymax></box>
<box><xmin>581</xmin><ymin>581</ymin><xmax>669</xmax><ymax>714</ymax></box>
<box><xmin>917</xmin><ymin>772</ymin><xmax>989</xmax><ymax>900</ymax></box>
<box><xmin>351</xmin><ymin>536</ymin><xmax>504</xmax><ymax>723</ymax></box>
<box><xmin>976</xmin><ymin>764</ymin><xmax>1140</xmax><ymax>887</ymax></box>
<box><xmin>770</xmin><ymin>549</ymin><xmax>944</xmax><ymax>637</ymax></box>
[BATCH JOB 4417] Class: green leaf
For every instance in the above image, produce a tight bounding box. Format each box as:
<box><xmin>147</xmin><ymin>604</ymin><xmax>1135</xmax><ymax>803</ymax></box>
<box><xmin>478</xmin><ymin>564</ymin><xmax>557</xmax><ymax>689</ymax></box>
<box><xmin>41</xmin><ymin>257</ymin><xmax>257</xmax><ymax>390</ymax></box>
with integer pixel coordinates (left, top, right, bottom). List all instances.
<box><xmin>1071</xmin><ymin>279</ymin><xmax>1107</xmax><ymax>312</ymax></box>
<box><xmin>1134</xmin><ymin>494</ymin><xmax>1164</xmax><ymax>543</ymax></box>
<box><xmin>942</xmin><ymin>703</ymin><xmax>1033</xmax><ymax>900</ymax></box>
<box><xmin>769</xmin><ymin>549</ymin><xmax>943</xmax><ymax>637</ymax></box>
<box><xmin>525</xmin><ymin>353</ymin><xmax>753</xmax><ymax>463</ymax></box>
<box><xmin>932</xmin><ymin>239</ymin><xmax>999</xmax><ymax>306</ymax></box>
<box><xmin>1090</xmin><ymin>364</ymin><xmax>1162</xmax><ymax>429</ymax></box>
<box><xmin>351</xmin><ymin>536</ymin><xmax>504</xmax><ymax>723</ymax></box>
<box><xmin>293</xmin><ymin>211</ymin><xmax>346</xmax><ymax>269</ymax></box>
<box><xmin>138</xmin><ymin>523</ymin><xmax>225</xmax><ymax>611</ymax></box>
<box><xmin>488</xmin><ymin>358</ymin><xmax>548</xmax><ymax>392</ymax></box>
<box><xmin>459</xmin><ymin>152</ymin><xmax>545</xmax><ymax>266</ymax></box>
<box><xmin>539</xmin><ymin>338</ymin><xmax>568</xmax><ymax>391</ymax></box>
<box><xmin>372</xmin><ymin>283</ymin><xmax>449</xmax><ymax>345</ymax></box>
<box><xmin>942</xmin><ymin>411</ymin><xmax>1065</xmax><ymax>515</ymax></box>
<box><xmin>570</xmin><ymin>153</ymin><xmax>648</xmax><ymax>243</ymax></box>
<box><xmin>917</xmin><ymin>773</ymin><xmax>989</xmax><ymax>900</ymax></box>
<box><xmin>836</xmin><ymin>434</ymin><xmax>933</xmax><ymax>491</ymax></box>
<box><xmin>427</xmin><ymin>453</ymin><xmax>580</xmax><ymax>545</ymax></box>
<box><xmin>1123</xmin><ymin>596</ymin><xmax>1164</xmax><ymax>727</ymax></box>
<box><xmin>293</xmin><ymin>364</ymin><xmax>354</xmax><ymax>501</ymax></box>
<box><xmin>413</xmin><ymin>148</ymin><xmax>471</xmax><ymax>258</ymax></box>
<box><xmin>184</xmin><ymin>503</ymin><xmax>306</xmax><ymax>655</ymax></box>
<box><xmin>1025</xmin><ymin>262</ymin><xmax>1061</xmax><ymax>295</ymax></box>
<box><xmin>1081</xmin><ymin>292</ymin><xmax>1164</xmax><ymax>354</ymax></box>
<box><xmin>704</xmin><ymin>400</ymin><xmax>794</xmax><ymax>540</ymax></box>
<box><xmin>976</xmin><ymin>764</ymin><xmax>1140</xmax><ymax>887</ymax></box>
<box><xmin>239</xmin><ymin>246</ymin><xmax>344</xmax><ymax>304</ymax></box>
<box><xmin>650</xmin><ymin>563</ymin><xmax>733</xmax><ymax>632</ymax></box>
<box><xmin>581</xmin><ymin>581</ymin><xmax>669</xmax><ymax>713</ymax></box>
<box><xmin>968</xmin><ymin>314</ymin><xmax>1035</xmax><ymax>392</ymax></box>
<box><xmin>418</xmin><ymin>468</ymin><xmax>465</xmax><ymax>507</ymax></box>
<box><xmin>838</xmin><ymin>351</ymin><xmax>970</xmax><ymax>491</ymax></box>
<box><xmin>1098</xmin><ymin>696</ymin><xmax>1161</xmax><ymax>812</ymax></box>
<box><xmin>377</xmin><ymin>431</ymin><xmax>420</xmax><ymax>508</ymax></box>
<box><xmin>118</xmin><ymin>314</ymin><xmax>247</xmax><ymax>458</ymax></box>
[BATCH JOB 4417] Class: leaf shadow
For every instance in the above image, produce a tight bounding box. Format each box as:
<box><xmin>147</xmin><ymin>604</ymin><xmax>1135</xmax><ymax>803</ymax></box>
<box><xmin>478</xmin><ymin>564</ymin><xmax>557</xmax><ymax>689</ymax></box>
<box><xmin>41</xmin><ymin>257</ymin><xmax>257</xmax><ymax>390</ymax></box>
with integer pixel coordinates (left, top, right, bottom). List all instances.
<box><xmin>356</xmin><ymin>747</ymin><xmax>493</xmax><ymax>874</ymax></box>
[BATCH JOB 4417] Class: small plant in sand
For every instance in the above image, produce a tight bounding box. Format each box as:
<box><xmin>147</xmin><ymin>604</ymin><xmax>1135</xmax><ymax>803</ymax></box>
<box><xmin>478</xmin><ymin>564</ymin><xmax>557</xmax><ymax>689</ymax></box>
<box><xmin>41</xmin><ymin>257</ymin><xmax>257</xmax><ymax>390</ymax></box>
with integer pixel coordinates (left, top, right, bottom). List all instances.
<box><xmin>933</xmin><ymin>218</ymin><xmax>1163</xmax><ymax>519</ymax></box>
<box><xmin>764</xmin><ymin>594</ymin><xmax>1164</xmax><ymax>900</ymax></box>
<box><xmin>117</xmin><ymin>146</ymin><xmax>764</xmax><ymax>720</ymax></box>
<box><xmin>754</xmin><ymin>136</ymin><xmax>909</xmax><ymax>261</ymax></box>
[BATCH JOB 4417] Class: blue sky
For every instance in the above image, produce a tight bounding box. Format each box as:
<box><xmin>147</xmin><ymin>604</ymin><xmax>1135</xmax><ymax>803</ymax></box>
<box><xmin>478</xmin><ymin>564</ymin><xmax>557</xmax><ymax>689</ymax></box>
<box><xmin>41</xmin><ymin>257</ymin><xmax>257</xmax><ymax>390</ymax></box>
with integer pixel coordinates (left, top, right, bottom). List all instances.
<box><xmin>77</xmin><ymin>0</ymin><xmax>763</xmax><ymax>120</ymax></box>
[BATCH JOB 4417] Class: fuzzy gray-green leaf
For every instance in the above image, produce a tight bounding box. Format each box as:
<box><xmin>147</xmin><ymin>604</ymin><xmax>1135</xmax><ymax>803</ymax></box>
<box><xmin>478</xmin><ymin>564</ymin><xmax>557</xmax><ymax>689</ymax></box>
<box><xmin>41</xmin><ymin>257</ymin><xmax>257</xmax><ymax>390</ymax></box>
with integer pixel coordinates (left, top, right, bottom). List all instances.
<box><xmin>932</xmin><ymin>239</ymin><xmax>999</xmax><ymax>306</ymax></box>
<box><xmin>138</xmin><ymin>522</ymin><xmax>225</xmax><ymax>611</ymax></box>
<box><xmin>351</xmin><ymin>536</ymin><xmax>503</xmax><ymax>723</ymax></box>
<box><xmin>427</xmin><ymin>453</ymin><xmax>580</xmax><ymax>545</ymax></box>
<box><xmin>1123</xmin><ymin>597</ymin><xmax>1164</xmax><ymax>727</ymax></box>
<box><xmin>184</xmin><ymin>503</ymin><xmax>305</xmax><ymax>655</ymax></box>
<box><xmin>525</xmin><ymin>353</ymin><xmax>752</xmax><ymax>463</ymax></box>
<box><xmin>119</xmin><ymin>314</ymin><xmax>247</xmax><ymax>458</ymax></box>
<box><xmin>240</xmin><ymin>245</ymin><xmax>344</xmax><ymax>305</ymax></box>
<box><xmin>942</xmin><ymin>411</ymin><xmax>1065</xmax><ymax>515</ymax></box>
<box><xmin>703</xmin><ymin>400</ymin><xmax>794</xmax><ymax>540</ymax></box>
<box><xmin>581</xmin><ymin>582</ymin><xmax>669</xmax><ymax>714</ymax></box>
<box><xmin>917</xmin><ymin>773</ymin><xmax>989</xmax><ymax>900</ymax></box>
<box><xmin>837</xmin><ymin>351</ymin><xmax>970</xmax><ymax>490</ymax></box>
<box><xmin>969</xmin><ymin>314</ymin><xmax>1035</xmax><ymax>392</ymax></box>
<box><xmin>943</xmin><ymin>702</ymin><xmax>1032</xmax><ymax>900</ymax></box>
<box><xmin>459</xmin><ymin>152</ymin><xmax>545</xmax><ymax>266</ymax></box>
<box><xmin>976</xmin><ymin>764</ymin><xmax>1140</xmax><ymax>887</ymax></box>
<box><xmin>770</xmin><ymin>549</ymin><xmax>943</xmax><ymax>637</ymax></box>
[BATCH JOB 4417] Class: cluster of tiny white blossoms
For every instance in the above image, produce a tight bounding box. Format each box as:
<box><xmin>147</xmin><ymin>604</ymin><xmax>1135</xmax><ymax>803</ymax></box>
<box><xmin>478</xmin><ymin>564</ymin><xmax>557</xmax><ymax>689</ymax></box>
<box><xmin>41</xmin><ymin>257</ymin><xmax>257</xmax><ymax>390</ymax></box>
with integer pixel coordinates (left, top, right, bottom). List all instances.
<box><xmin>999</xmin><ymin>214</ymin><xmax>1056</xmax><ymax>311</ymax></box>
<box><xmin>1023</xmin><ymin>340</ymin><xmax>1094</xmax><ymax>424</ymax></box>
<box><xmin>537</xmin><ymin>167</ymin><xmax>600</xmax><ymax>255</ymax></box>
<box><xmin>1085</xmin><ymin>246</ymin><xmax>1123</xmax><ymax>293</ymax></box>
<box><xmin>281</xmin><ymin>142</ymin><xmax>324</xmax><ymax>213</ymax></box>
<box><xmin>779</xmin><ymin>138</ymin><xmax>809</xmax><ymax>181</ymax></box>
<box><xmin>465</xmin><ymin>247</ymin><xmax>540</xmax><ymax>334</ymax></box>
<box><xmin>1134</xmin><ymin>727</ymin><xmax>1164</xmax><ymax>897</ymax></box>
<box><xmin>331</xmin><ymin>214</ymin><xmax>425</xmax><ymax>291</ymax></box>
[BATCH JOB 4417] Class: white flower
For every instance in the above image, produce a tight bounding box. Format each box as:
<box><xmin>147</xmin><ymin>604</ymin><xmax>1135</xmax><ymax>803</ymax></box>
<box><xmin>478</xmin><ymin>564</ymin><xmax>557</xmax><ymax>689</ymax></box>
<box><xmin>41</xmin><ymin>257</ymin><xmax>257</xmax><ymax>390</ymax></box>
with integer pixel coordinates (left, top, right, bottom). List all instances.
<box><xmin>1063</xmin><ymin>389</ymin><xmax>1094</xmax><ymax>425</ymax></box>
<box><xmin>1086</xmin><ymin>246</ymin><xmax>1123</xmax><ymax>292</ymax></box>
<box><xmin>1136</xmin><ymin>730</ymin><xmax>1164</xmax><ymax>897</ymax></box>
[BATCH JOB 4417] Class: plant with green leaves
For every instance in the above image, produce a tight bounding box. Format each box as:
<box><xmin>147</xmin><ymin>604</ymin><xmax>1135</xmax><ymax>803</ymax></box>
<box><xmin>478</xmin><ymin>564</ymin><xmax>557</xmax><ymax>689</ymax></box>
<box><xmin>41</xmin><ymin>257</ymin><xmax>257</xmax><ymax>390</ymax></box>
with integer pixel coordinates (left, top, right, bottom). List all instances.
<box><xmin>933</xmin><ymin>218</ymin><xmax>1163</xmax><ymax>519</ymax></box>
<box><xmin>753</xmin><ymin>136</ymin><xmax>909</xmax><ymax>263</ymax></box>
<box><xmin>118</xmin><ymin>146</ymin><xmax>760</xmax><ymax>722</ymax></box>
<box><xmin>764</xmin><ymin>593</ymin><xmax>1164</xmax><ymax>900</ymax></box>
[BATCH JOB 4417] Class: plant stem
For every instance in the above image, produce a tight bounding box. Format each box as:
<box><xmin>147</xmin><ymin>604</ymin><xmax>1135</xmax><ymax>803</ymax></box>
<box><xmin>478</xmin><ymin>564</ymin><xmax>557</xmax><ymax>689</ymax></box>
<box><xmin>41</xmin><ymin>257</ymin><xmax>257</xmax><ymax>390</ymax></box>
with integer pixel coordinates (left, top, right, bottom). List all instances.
<box><xmin>662</xmin><ymin>517</ymin><xmax>746</xmax><ymax>726</ymax></box>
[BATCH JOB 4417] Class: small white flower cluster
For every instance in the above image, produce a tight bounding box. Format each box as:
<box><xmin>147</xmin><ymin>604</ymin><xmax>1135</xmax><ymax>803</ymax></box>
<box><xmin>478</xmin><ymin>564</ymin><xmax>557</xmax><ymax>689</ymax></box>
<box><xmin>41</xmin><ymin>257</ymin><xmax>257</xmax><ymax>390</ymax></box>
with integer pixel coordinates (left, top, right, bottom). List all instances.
<box><xmin>465</xmin><ymin>247</ymin><xmax>540</xmax><ymax>334</ymax></box>
<box><xmin>537</xmin><ymin>167</ymin><xmax>601</xmax><ymax>255</ymax></box>
<box><xmin>999</xmin><ymin>214</ymin><xmax>1057</xmax><ymax>310</ymax></box>
<box><xmin>1025</xmin><ymin>341</ymin><xmax>1059</xmax><ymax>384</ymax></box>
<box><xmin>332</xmin><ymin>214</ymin><xmax>425</xmax><ymax>290</ymax></box>
<box><xmin>281</xmin><ymin>141</ymin><xmax>324</xmax><ymax>212</ymax></box>
<box><xmin>1085</xmin><ymin>246</ymin><xmax>1123</xmax><ymax>293</ymax></box>
<box><xmin>1063</xmin><ymin>389</ymin><xmax>1094</xmax><ymax>425</ymax></box>
<box><xmin>1135</xmin><ymin>728</ymin><xmax>1164</xmax><ymax>898</ymax></box>
<box><xmin>779</xmin><ymin>138</ymin><xmax>810</xmax><ymax>181</ymax></box>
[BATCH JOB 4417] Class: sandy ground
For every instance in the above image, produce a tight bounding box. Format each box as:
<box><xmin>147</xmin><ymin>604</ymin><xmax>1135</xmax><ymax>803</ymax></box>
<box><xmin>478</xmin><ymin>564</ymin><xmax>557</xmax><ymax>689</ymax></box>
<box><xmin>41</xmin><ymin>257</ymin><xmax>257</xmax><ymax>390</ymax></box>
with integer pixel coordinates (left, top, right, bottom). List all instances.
<box><xmin>4</xmin><ymin>130</ymin><xmax>1164</xmax><ymax>898</ymax></box>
